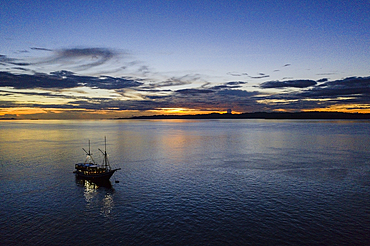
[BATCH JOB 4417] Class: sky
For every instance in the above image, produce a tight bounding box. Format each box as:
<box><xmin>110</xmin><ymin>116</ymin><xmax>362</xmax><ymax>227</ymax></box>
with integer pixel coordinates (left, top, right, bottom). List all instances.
<box><xmin>1</xmin><ymin>0</ymin><xmax>369</xmax><ymax>119</ymax></box>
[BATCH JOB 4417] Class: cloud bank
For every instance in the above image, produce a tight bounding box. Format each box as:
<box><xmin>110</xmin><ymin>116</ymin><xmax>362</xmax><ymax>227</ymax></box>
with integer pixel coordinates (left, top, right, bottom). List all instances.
<box><xmin>260</xmin><ymin>79</ymin><xmax>317</xmax><ymax>89</ymax></box>
<box><xmin>1</xmin><ymin>48</ymin><xmax>369</xmax><ymax>117</ymax></box>
<box><xmin>1</xmin><ymin>67</ymin><xmax>370</xmax><ymax>116</ymax></box>
<box><xmin>0</xmin><ymin>70</ymin><xmax>143</xmax><ymax>90</ymax></box>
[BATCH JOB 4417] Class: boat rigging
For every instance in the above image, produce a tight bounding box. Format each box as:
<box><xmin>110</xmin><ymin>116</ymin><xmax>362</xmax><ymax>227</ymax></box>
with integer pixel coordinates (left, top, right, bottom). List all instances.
<box><xmin>74</xmin><ymin>137</ymin><xmax>120</xmax><ymax>181</ymax></box>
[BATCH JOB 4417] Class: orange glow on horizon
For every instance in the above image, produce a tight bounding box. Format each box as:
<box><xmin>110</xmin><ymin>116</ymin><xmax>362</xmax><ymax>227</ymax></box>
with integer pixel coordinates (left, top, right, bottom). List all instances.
<box><xmin>0</xmin><ymin>107</ymin><xmax>47</xmax><ymax>116</ymax></box>
<box><xmin>148</xmin><ymin>108</ymin><xmax>242</xmax><ymax>115</ymax></box>
<box><xmin>303</xmin><ymin>104</ymin><xmax>370</xmax><ymax>114</ymax></box>
<box><xmin>1</xmin><ymin>105</ymin><xmax>370</xmax><ymax>119</ymax></box>
<box><xmin>149</xmin><ymin>108</ymin><xmax>209</xmax><ymax>115</ymax></box>
<box><xmin>272</xmin><ymin>109</ymin><xmax>290</xmax><ymax>112</ymax></box>
<box><xmin>1</xmin><ymin>107</ymin><xmax>239</xmax><ymax>118</ymax></box>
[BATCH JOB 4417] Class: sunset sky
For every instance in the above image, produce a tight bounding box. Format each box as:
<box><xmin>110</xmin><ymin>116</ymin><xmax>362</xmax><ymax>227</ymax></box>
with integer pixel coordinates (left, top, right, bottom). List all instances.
<box><xmin>1</xmin><ymin>0</ymin><xmax>369</xmax><ymax>119</ymax></box>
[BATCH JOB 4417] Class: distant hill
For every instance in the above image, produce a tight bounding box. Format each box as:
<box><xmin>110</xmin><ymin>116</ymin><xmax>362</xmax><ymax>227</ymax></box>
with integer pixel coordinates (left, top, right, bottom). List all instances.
<box><xmin>129</xmin><ymin>112</ymin><xmax>370</xmax><ymax>120</ymax></box>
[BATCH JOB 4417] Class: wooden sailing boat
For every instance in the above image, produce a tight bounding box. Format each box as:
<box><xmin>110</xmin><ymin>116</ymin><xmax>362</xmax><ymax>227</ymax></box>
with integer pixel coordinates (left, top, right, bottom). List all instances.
<box><xmin>74</xmin><ymin>137</ymin><xmax>120</xmax><ymax>181</ymax></box>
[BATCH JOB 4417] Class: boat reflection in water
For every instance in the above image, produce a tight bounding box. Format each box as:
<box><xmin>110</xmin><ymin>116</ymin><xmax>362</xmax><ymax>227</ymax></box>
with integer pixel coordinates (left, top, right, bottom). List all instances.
<box><xmin>75</xmin><ymin>178</ymin><xmax>115</xmax><ymax>217</ymax></box>
<box><xmin>75</xmin><ymin>177</ymin><xmax>113</xmax><ymax>189</ymax></box>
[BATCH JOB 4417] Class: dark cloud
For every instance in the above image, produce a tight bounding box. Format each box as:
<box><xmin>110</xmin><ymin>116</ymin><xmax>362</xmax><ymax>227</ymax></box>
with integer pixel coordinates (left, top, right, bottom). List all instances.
<box><xmin>208</xmin><ymin>81</ymin><xmax>247</xmax><ymax>90</ymax></box>
<box><xmin>258</xmin><ymin>76</ymin><xmax>370</xmax><ymax>111</ymax></box>
<box><xmin>50</xmin><ymin>70</ymin><xmax>75</xmax><ymax>77</ymax></box>
<box><xmin>0</xmin><ymin>71</ymin><xmax>78</xmax><ymax>89</ymax></box>
<box><xmin>31</xmin><ymin>47</ymin><xmax>53</xmax><ymax>51</ymax></box>
<box><xmin>249</xmin><ymin>74</ymin><xmax>270</xmax><ymax>79</ymax></box>
<box><xmin>176</xmin><ymin>88</ymin><xmax>214</xmax><ymax>94</ymax></box>
<box><xmin>317</xmin><ymin>78</ymin><xmax>328</xmax><ymax>82</ymax></box>
<box><xmin>217</xmin><ymin>89</ymin><xmax>258</xmax><ymax>97</ymax></box>
<box><xmin>86</xmin><ymin>75</ymin><xmax>144</xmax><ymax>90</ymax></box>
<box><xmin>0</xmin><ymin>70</ymin><xmax>143</xmax><ymax>90</ymax></box>
<box><xmin>144</xmin><ymin>95</ymin><xmax>171</xmax><ymax>100</ymax></box>
<box><xmin>283</xmin><ymin>64</ymin><xmax>291</xmax><ymax>67</ymax></box>
<box><xmin>299</xmin><ymin>76</ymin><xmax>370</xmax><ymax>98</ymax></box>
<box><xmin>226</xmin><ymin>81</ymin><xmax>247</xmax><ymax>86</ymax></box>
<box><xmin>57</xmin><ymin>48</ymin><xmax>115</xmax><ymax>60</ymax></box>
<box><xmin>260</xmin><ymin>79</ymin><xmax>317</xmax><ymax>89</ymax></box>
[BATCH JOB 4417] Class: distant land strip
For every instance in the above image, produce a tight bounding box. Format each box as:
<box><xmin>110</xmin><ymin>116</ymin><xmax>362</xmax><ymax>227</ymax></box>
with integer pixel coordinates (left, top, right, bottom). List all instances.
<box><xmin>2</xmin><ymin>112</ymin><xmax>370</xmax><ymax>120</ymax></box>
<box><xmin>128</xmin><ymin>112</ymin><xmax>370</xmax><ymax>120</ymax></box>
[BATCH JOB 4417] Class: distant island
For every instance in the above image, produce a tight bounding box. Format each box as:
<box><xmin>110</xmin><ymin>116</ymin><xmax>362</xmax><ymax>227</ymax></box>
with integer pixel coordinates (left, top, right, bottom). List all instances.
<box><xmin>2</xmin><ymin>112</ymin><xmax>370</xmax><ymax>120</ymax></box>
<box><xmin>128</xmin><ymin>112</ymin><xmax>370</xmax><ymax>120</ymax></box>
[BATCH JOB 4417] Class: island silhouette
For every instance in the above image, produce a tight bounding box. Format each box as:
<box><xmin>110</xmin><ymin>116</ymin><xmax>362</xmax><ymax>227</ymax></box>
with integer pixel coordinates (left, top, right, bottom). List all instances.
<box><xmin>128</xmin><ymin>112</ymin><xmax>370</xmax><ymax>120</ymax></box>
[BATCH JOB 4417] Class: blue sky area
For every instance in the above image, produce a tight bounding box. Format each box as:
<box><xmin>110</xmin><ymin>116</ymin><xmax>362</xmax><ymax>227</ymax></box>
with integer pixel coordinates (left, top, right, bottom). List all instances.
<box><xmin>1</xmin><ymin>0</ymin><xmax>369</xmax><ymax>118</ymax></box>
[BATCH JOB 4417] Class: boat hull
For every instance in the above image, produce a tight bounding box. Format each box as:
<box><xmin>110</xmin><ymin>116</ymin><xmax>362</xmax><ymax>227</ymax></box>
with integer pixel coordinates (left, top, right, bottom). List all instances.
<box><xmin>74</xmin><ymin>169</ymin><xmax>120</xmax><ymax>181</ymax></box>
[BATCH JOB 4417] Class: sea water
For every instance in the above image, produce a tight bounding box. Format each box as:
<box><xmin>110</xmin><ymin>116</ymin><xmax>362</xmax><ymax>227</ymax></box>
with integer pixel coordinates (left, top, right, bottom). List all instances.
<box><xmin>0</xmin><ymin>119</ymin><xmax>369</xmax><ymax>245</ymax></box>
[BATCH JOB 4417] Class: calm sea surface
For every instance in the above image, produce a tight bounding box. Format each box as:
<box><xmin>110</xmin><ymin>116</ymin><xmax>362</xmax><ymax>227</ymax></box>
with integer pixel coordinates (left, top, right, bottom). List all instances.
<box><xmin>1</xmin><ymin>119</ymin><xmax>370</xmax><ymax>245</ymax></box>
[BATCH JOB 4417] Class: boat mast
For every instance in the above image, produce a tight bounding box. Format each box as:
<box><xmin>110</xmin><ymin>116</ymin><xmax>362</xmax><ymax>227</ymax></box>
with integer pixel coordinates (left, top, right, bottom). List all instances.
<box><xmin>98</xmin><ymin>136</ymin><xmax>110</xmax><ymax>170</ymax></box>
<box><xmin>82</xmin><ymin>140</ymin><xmax>95</xmax><ymax>164</ymax></box>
